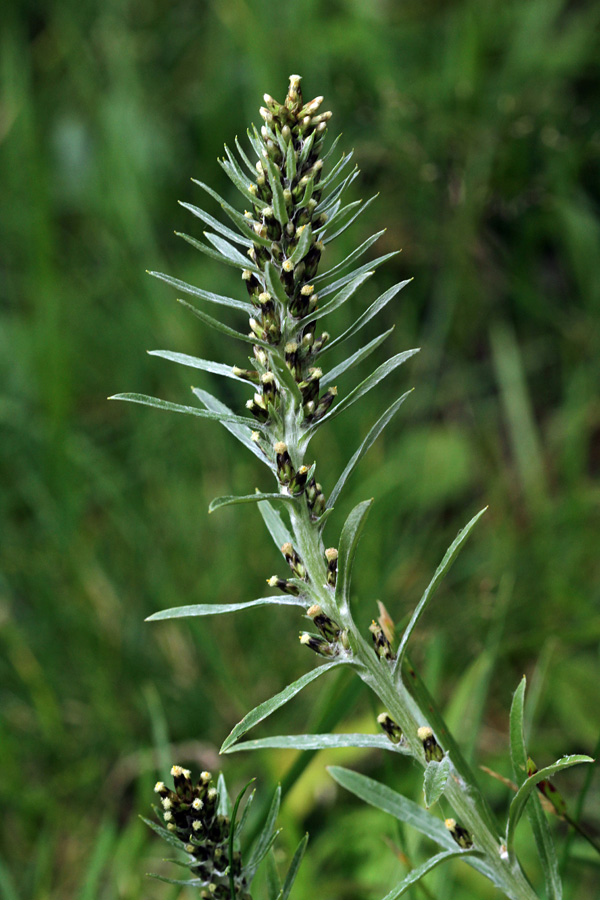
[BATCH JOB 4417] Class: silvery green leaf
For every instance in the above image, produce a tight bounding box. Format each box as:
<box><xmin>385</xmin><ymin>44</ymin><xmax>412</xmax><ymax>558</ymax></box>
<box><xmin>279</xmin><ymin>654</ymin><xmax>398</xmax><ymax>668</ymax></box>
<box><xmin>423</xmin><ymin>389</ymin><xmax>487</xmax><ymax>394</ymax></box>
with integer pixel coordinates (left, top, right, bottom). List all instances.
<box><xmin>203</xmin><ymin>230</ymin><xmax>258</xmax><ymax>269</ymax></box>
<box><xmin>507</xmin><ymin>753</ymin><xmax>593</xmax><ymax>855</ymax></box>
<box><xmin>263</xmin><ymin>155</ymin><xmax>289</xmax><ymax>226</ymax></box>
<box><xmin>297</xmin><ymin>130</ymin><xmax>316</xmax><ymax>167</ymax></box>
<box><xmin>258</xmin><ymin>499</ymin><xmax>293</xmax><ymax>550</ymax></box>
<box><xmin>335</xmin><ymin>499</ymin><xmax>373</xmax><ymax>617</ymax></box>
<box><xmin>306</xmin><ymin>348</ymin><xmax>419</xmax><ymax>438</ymax></box>
<box><xmin>178</xmin><ymin>297</ymin><xmax>270</xmax><ymax>348</ymax></box>
<box><xmin>109</xmin><ymin>392</ymin><xmax>258</xmax><ymax>429</ymax></box>
<box><xmin>148</xmin><ymin>270</ymin><xmax>253</xmax><ymax>314</ymax></box>
<box><xmin>395</xmin><ymin>508</ymin><xmax>488</xmax><ymax>666</ymax></box>
<box><xmin>423</xmin><ymin>755</ymin><xmax>451</xmax><ymax>808</ymax></box>
<box><xmin>318</xmin><ymin>252</ymin><xmax>399</xmax><ymax>298</ymax></box>
<box><xmin>313</xmin><ymin>230</ymin><xmax>385</xmax><ymax>285</ymax></box>
<box><xmin>510</xmin><ymin>677</ymin><xmax>528</xmax><ymax>783</ymax></box>
<box><xmin>226</xmin><ymin>733</ymin><xmax>411</xmax><ymax>754</ymax></box>
<box><xmin>279</xmin><ymin>834</ymin><xmax>309</xmax><ymax>900</ymax></box>
<box><xmin>192</xmin><ymin>387</ymin><xmax>271</xmax><ymax>466</ymax></box>
<box><xmin>316</xmin><ymin>271</ymin><xmax>374</xmax><ymax>319</ymax></box>
<box><xmin>269</xmin><ymin>352</ymin><xmax>303</xmax><ymax>404</ymax></box>
<box><xmin>285</xmin><ymin>140</ymin><xmax>297</xmax><ymax>182</ymax></box>
<box><xmin>217</xmin><ymin>772</ymin><xmax>232</xmax><ymax>817</ymax></box>
<box><xmin>235</xmin><ymin>135</ymin><xmax>256</xmax><ymax>177</ymax></box>
<box><xmin>264</xmin><ymin>260</ymin><xmax>289</xmax><ymax>306</ymax></box>
<box><xmin>318</xmin><ymin>150</ymin><xmax>354</xmax><ymax>192</ymax></box>
<box><xmin>220</xmin><ymin>661</ymin><xmax>344</xmax><ymax>752</ymax></box>
<box><xmin>246</xmin><ymin>125</ymin><xmax>263</xmax><ymax>160</ymax></box>
<box><xmin>320</xmin><ymin>132</ymin><xmax>342</xmax><ymax>165</ymax></box>
<box><xmin>209</xmin><ymin>492</ymin><xmax>298</xmax><ymax>513</ymax></box>
<box><xmin>321</xmin><ymin>327</ymin><xmax>395</xmax><ymax>387</ymax></box>
<box><xmin>324</xmin><ymin>194</ymin><xmax>378</xmax><ymax>244</ymax></box>
<box><xmin>146</xmin><ymin>596</ymin><xmax>305</xmax><ymax>622</ymax></box>
<box><xmin>327</xmin><ymin>391</ymin><xmax>413</xmax><ymax>509</ymax></box>
<box><xmin>316</xmin><ymin>167</ymin><xmax>360</xmax><ymax>215</ymax></box>
<box><xmin>148</xmin><ymin>350</ymin><xmax>248</xmax><ymax>382</ymax></box>
<box><xmin>327</xmin><ymin>767</ymin><xmax>456</xmax><ymax>850</ymax></box>
<box><xmin>178</xmin><ymin>200</ymin><xmax>252</xmax><ymax>247</ymax></box>
<box><xmin>141</xmin><ymin>817</ymin><xmax>188</xmax><ymax>852</ymax></box>
<box><xmin>148</xmin><ymin>874</ymin><xmax>205</xmax><ymax>887</ymax></box>
<box><xmin>380</xmin><ymin>849</ymin><xmax>477</xmax><ymax>900</ymax></box>
<box><xmin>296</xmin><ymin>175</ymin><xmax>315</xmax><ymax>210</ymax></box>
<box><xmin>191</xmin><ymin>179</ymin><xmax>272</xmax><ymax>248</ymax></box>
<box><xmin>316</xmin><ymin>198</ymin><xmax>362</xmax><ymax>236</ymax></box>
<box><xmin>323</xmin><ymin>279</ymin><xmax>412</xmax><ymax>354</ymax></box>
<box><xmin>247</xmin><ymin>785</ymin><xmax>281</xmax><ymax>878</ymax></box>
<box><xmin>218</xmin><ymin>156</ymin><xmax>268</xmax><ymax>210</ymax></box>
<box><xmin>176</xmin><ymin>230</ymin><xmax>260</xmax><ymax>274</ymax></box>
<box><xmin>287</xmin><ymin>223</ymin><xmax>313</xmax><ymax>267</ymax></box>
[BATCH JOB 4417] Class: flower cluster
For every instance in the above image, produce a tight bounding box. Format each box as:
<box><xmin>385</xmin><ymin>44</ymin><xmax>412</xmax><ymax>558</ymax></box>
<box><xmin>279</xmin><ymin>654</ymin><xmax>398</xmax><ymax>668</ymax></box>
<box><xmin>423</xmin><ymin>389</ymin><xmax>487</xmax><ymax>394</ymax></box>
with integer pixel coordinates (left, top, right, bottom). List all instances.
<box><xmin>152</xmin><ymin>767</ymin><xmax>250</xmax><ymax>899</ymax></box>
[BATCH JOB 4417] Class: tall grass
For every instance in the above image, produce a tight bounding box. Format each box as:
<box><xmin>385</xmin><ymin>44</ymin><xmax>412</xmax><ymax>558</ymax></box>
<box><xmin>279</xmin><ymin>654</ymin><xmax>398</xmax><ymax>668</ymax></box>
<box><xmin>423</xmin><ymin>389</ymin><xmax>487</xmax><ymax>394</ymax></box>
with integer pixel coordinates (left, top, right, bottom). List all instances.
<box><xmin>1</xmin><ymin>1</ymin><xmax>598</xmax><ymax>897</ymax></box>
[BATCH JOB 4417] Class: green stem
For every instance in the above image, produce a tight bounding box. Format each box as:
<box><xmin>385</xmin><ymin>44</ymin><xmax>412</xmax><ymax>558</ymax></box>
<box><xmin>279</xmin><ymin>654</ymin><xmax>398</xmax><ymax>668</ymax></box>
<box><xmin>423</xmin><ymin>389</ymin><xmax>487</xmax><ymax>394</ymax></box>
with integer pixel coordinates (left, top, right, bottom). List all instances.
<box><xmin>278</xmin><ymin>412</ymin><xmax>539</xmax><ymax>900</ymax></box>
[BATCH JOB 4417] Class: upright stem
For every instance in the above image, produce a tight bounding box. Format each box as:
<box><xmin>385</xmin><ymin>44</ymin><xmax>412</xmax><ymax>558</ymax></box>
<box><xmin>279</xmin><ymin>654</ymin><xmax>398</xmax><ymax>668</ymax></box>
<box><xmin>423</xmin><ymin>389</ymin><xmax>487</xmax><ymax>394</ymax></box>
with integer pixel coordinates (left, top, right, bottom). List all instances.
<box><xmin>279</xmin><ymin>403</ymin><xmax>539</xmax><ymax>900</ymax></box>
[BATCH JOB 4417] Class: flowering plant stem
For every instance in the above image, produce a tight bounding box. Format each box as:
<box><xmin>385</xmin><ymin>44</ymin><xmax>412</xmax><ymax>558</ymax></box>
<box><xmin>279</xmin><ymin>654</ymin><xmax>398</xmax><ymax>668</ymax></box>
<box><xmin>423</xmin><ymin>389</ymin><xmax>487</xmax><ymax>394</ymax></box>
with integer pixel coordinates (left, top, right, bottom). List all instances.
<box><xmin>114</xmin><ymin>74</ymin><xmax>593</xmax><ymax>899</ymax></box>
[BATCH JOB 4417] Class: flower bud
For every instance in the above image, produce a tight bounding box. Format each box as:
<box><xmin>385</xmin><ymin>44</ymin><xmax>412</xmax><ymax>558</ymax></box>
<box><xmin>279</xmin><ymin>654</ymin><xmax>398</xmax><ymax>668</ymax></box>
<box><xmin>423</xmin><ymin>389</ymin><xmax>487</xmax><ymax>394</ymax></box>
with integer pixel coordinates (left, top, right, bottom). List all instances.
<box><xmin>307</xmin><ymin>604</ymin><xmax>341</xmax><ymax>641</ymax></box>
<box><xmin>445</xmin><ymin>818</ymin><xmax>473</xmax><ymax>849</ymax></box>
<box><xmin>418</xmin><ymin>726</ymin><xmax>444</xmax><ymax>763</ymax></box>
<box><xmin>325</xmin><ymin>547</ymin><xmax>338</xmax><ymax>587</ymax></box>
<box><xmin>377</xmin><ymin>712</ymin><xmax>404</xmax><ymax>745</ymax></box>
<box><xmin>369</xmin><ymin>620</ymin><xmax>395</xmax><ymax>660</ymax></box>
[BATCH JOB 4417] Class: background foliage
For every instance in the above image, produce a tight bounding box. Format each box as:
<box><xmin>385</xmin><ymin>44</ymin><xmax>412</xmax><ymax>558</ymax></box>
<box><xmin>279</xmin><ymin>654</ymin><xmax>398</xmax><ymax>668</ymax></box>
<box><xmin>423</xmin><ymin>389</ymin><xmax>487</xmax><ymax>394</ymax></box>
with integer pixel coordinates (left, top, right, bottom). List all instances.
<box><xmin>1</xmin><ymin>0</ymin><xmax>599</xmax><ymax>897</ymax></box>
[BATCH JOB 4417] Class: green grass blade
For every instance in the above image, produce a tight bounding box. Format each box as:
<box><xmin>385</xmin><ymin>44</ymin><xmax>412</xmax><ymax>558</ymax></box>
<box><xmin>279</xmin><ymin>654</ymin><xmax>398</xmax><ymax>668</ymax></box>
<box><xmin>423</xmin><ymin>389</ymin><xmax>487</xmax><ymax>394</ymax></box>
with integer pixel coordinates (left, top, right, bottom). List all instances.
<box><xmin>327</xmin><ymin>391</ymin><xmax>412</xmax><ymax>510</ymax></box>
<box><xmin>395</xmin><ymin>508</ymin><xmax>488</xmax><ymax>666</ymax></box>
<box><xmin>220</xmin><ymin>661</ymin><xmax>344</xmax><ymax>752</ymax></box>
<box><xmin>335</xmin><ymin>499</ymin><xmax>373</xmax><ymax>617</ymax></box>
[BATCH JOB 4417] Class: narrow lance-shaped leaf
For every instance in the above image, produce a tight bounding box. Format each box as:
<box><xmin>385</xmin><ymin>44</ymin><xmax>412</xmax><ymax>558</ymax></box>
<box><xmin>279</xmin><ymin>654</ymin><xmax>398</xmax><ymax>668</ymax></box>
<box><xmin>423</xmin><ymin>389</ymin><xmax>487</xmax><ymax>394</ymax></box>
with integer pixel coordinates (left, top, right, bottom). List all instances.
<box><xmin>258</xmin><ymin>499</ymin><xmax>293</xmax><ymax>550</ymax></box>
<box><xmin>146</xmin><ymin>595</ymin><xmax>306</xmax><ymax>622</ymax></box>
<box><xmin>178</xmin><ymin>200</ymin><xmax>252</xmax><ymax>247</ymax></box>
<box><xmin>335</xmin><ymin>499</ymin><xmax>373</xmax><ymax>618</ymax></box>
<box><xmin>315</xmin><ymin>270</ymin><xmax>374</xmax><ymax>319</ymax></box>
<box><xmin>263</xmin><ymin>155</ymin><xmax>289</xmax><ymax>226</ymax></box>
<box><xmin>318</xmin><ymin>251</ymin><xmax>399</xmax><ymax>299</ymax></box>
<box><xmin>323</xmin><ymin>279</ymin><xmax>412</xmax><ymax>354</ymax></box>
<box><xmin>423</xmin><ymin>755</ymin><xmax>451</xmax><ymax>808</ymax></box>
<box><xmin>247</xmin><ymin>785</ymin><xmax>282</xmax><ymax>878</ymax></box>
<box><xmin>192</xmin><ymin>387</ymin><xmax>272</xmax><ymax>467</ymax></box>
<box><xmin>148</xmin><ymin>270</ymin><xmax>253</xmax><ymax>314</ymax></box>
<box><xmin>148</xmin><ymin>350</ymin><xmax>248</xmax><ymax>382</ymax></box>
<box><xmin>327</xmin><ymin>391</ymin><xmax>413</xmax><ymax>510</ymax></box>
<box><xmin>264</xmin><ymin>260</ymin><xmax>290</xmax><ymax>307</ymax></box>
<box><xmin>228</xmin><ymin>779</ymin><xmax>255</xmax><ymax>898</ymax></box>
<box><xmin>178</xmin><ymin>297</ymin><xmax>270</xmax><ymax>348</ymax></box>
<box><xmin>209</xmin><ymin>492</ymin><xmax>298</xmax><ymax>514</ymax></box>
<box><xmin>313</xmin><ymin>229</ymin><xmax>385</xmax><ymax>285</ymax></box>
<box><xmin>279</xmin><ymin>834</ymin><xmax>309</xmax><ymax>900</ymax></box>
<box><xmin>226</xmin><ymin>733</ymin><xmax>412</xmax><ymax>754</ymax></box>
<box><xmin>509</xmin><ymin>676</ymin><xmax>562</xmax><ymax>900</ymax></box>
<box><xmin>305</xmin><ymin>348</ymin><xmax>419</xmax><ymax>440</ymax></box>
<box><xmin>217</xmin><ymin>156</ymin><xmax>268</xmax><ymax>210</ymax></box>
<box><xmin>235</xmin><ymin>135</ymin><xmax>256</xmax><ymax>177</ymax></box>
<box><xmin>316</xmin><ymin>167</ymin><xmax>360</xmax><ymax>215</ymax></box>
<box><xmin>221</xmin><ymin>661</ymin><xmax>345</xmax><ymax>753</ymax></box>
<box><xmin>380</xmin><ymin>849</ymin><xmax>478</xmax><ymax>900</ymax></box>
<box><xmin>506</xmin><ymin>755</ymin><xmax>593</xmax><ymax>854</ymax></box>
<box><xmin>321</xmin><ymin>326</ymin><xmax>395</xmax><ymax>387</ymax></box>
<box><xmin>269</xmin><ymin>352</ymin><xmax>304</xmax><ymax>404</ymax></box>
<box><xmin>287</xmin><ymin>223</ymin><xmax>313</xmax><ymax>267</ymax></box>
<box><xmin>191</xmin><ymin>179</ymin><xmax>272</xmax><ymax>248</ymax></box>
<box><xmin>316</xmin><ymin>198</ymin><xmax>363</xmax><ymax>237</ymax></box>
<box><xmin>395</xmin><ymin>508</ymin><xmax>488</xmax><ymax>667</ymax></box>
<box><xmin>109</xmin><ymin>393</ymin><xmax>261</xmax><ymax>430</ymax></box>
<box><xmin>204</xmin><ymin>231</ymin><xmax>259</xmax><ymax>270</ymax></box>
<box><xmin>324</xmin><ymin>193</ymin><xmax>378</xmax><ymax>244</ymax></box>
<box><xmin>176</xmin><ymin>231</ymin><xmax>260</xmax><ymax>274</ymax></box>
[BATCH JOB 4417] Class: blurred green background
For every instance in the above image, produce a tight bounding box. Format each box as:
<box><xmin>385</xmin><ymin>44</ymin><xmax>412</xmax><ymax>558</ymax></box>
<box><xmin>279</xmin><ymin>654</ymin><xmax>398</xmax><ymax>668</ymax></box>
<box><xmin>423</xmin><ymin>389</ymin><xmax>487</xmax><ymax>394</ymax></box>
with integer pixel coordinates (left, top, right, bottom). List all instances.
<box><xmin>1</xmin><ymin>0</ymin><xmax>599</xmax><ymax>897</ymax></box>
